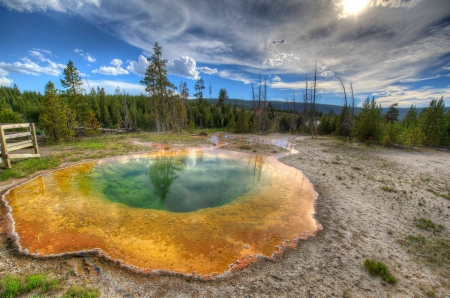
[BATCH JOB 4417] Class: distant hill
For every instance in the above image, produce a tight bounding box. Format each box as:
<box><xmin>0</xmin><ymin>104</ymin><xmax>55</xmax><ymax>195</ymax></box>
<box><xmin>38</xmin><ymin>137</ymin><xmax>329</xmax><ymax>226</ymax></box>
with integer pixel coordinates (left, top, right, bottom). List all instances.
<box><xmin>190</xmin><ymin>98</ymin><xmax>435</xmax><ymax>121</ymax></box>
<box><xmin>189</xmin><ymin>98</ymin><xmax>345</xmax><ymax>115</ymax></box>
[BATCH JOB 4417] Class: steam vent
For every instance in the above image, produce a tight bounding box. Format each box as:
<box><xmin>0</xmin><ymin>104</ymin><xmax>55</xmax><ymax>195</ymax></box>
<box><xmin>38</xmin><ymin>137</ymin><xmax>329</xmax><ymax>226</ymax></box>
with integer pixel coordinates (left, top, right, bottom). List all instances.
<box><xmin>4</xmin><ymin>149</ymin><xmax>319</xmax><ymax>276</ymax></box>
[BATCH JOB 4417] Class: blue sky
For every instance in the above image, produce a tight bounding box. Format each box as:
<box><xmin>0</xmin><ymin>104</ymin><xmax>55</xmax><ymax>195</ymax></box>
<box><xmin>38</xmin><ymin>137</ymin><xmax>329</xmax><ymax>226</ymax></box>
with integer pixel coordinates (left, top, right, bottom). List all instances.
<box><xmin>0</xmin><ymin>0</ymin><xmax>449</xmax><ymax>108</ymax></box>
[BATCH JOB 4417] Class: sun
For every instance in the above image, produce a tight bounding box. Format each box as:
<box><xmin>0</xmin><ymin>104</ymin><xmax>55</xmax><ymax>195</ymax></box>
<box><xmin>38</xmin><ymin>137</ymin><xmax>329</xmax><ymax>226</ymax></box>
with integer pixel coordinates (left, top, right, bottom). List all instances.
<box><xmin>342</xmin><ymin>0</ymin><xmax>370</xmax><ymax>15</ymax></box>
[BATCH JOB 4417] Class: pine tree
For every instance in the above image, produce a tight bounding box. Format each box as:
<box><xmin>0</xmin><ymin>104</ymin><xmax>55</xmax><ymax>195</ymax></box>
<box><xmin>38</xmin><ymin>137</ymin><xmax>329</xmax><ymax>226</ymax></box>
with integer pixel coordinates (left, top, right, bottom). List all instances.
<box><xmin>235</xmin><ymin>107</ymin><xmax>250</xmax><ymax>133</ymax></box>
<box><xmin>194</xmin><ymin>77</ymin><xmax>205</xmax><ymax>100</ymax></box>
<box><xmin>39</xmin><ymin>81</ymin><xmax>73</xmax><ymax>142</ymax></box>
<box><xmin>60</xmin><ymin>60</ymin><xmax>90</xmax><ymax>126</ymax></box>
<box><xmin>385</xmin><ymin>103</ymin><xmax>399</xmax><ymax>123</ymax></box>
<box><xmin>420</xmin><ymin>97</ymin><xmax>446</xmax><ymax>146</ymax></box>
<box><xmin>140</xmin><ymin>42</ymin><xmax>178</xmax><ymax>132</ymax></box>
<box><xmin>354</xmin><ymin>97</ymin><xmax>382</xmax><ymax>143</ymax></box>
<box><xmin>402</xmin><ymin>105</ymin><xmax>418</xmax><ymax>128</ymax></box>
<box><xmin>60</xmin><ymin>60</ymin><xmax>83</xmax><ymax>95</ymax></box>
<box><xmin>99</xmin><ymin>87</ymin><xmax>111</xmax><ymax>127</ymax></box>
<box><xmin>399</xmin><ymin>104</ymin><xmax>424</xmax><ymax>147</ymax></box>
<box><xmin>218</xmin><ymin>88</ymin><xmax>228</xmax><ymax>107</ymax></box>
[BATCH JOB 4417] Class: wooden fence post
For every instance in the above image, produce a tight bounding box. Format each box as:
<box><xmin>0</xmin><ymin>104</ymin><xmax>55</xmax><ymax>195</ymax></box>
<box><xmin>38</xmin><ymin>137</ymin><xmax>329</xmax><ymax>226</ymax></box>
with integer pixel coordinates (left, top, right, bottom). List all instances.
<box><xmin>30</xmin><ymin>123</ymin><xmax>39</xmax><ymax>155</ymax></box>
<box><xmin>0</xmin><ymin>125</ymin><xmax>11</xmax><ymax>168</ymax></box>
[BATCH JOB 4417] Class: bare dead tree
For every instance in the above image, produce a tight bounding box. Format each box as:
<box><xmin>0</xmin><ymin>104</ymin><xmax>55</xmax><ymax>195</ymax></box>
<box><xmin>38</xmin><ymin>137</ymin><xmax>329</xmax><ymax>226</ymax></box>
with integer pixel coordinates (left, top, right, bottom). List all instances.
<box><xmin>121</xmin><ymin>90</ymin><xmax>130</xmax><ymax>129</ymax></box>
<box><xmin>310</xmin><ymin>62</ymin><xmax>318</xmax><ymax>139</ymax></box>
<box><xmin>337</xmin><ymin>76</ymin><xmax>350</xmax><ymax>138</ymax></box>
<box><xmin>262</xmin><ymin>76</ymin><xmax>269</xmax><ymax>133</ymax></box>
<box><xmin>349</xmin><ymin>79</ymin><xmax>355</xmax><ymax>142</ymax></box>
<box><xmin>251</xmin><ymin>83</ymin><xmax>256</xmax><ymax>112</ymax></box>
<box><xmin>303</xmin><ymin>74</ymin><xmax>308</xmax><ymax>133</ymax></box>
<box><xmin>290</xmin><ymin>91</ymin><xmax>297</xmax><ymax>134</ymax></box>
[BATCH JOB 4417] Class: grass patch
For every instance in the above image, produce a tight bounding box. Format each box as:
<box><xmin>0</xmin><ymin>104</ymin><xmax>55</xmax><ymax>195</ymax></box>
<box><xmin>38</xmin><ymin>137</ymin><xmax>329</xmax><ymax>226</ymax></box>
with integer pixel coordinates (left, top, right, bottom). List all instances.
<box><xmin>414</xmin><ymin>218</ymin><xmax>446</xmax><ymax>233</ymax></box>
<box><xmin>0</xmin><ymin>274</ymin><xmax>59</xmax><ymax>298</ymax></box>
<box><xmin>238</xmin><ymin>145</ymin><xmax>252</xmax><ymax>150</ymax></box>
<box><xmin>426</xmin><ymin>188</ymin><xmax>450</xmax><ymax>200</ymax></box>
<box><xmin>402</xmin><ymin>235</ymin><xmax>450</xmax><ymax>278</ymax></box>
<box><xmin>381</xmin><ymin>186</ymin><xmax>397</xmax><ymax>193</ymax></box>
<box><xmin>0</xmin><ymin>157</ymin><xmax>60</xmax><ymax>181</ymax></box>
<box><xmin>0</xmin><ymin>275</ymin><xmax>21</xmax><ymax>298</ymax></box>
<box><xmin>405</xmin><ymin>235</ymin><xmax>427</xmax><ymax>245</ymax></box>
<box><xmin>351</xmin><ymin>166</ymin><xmax>362</xmax><ymax>171</ymax></box>
<box><xmin>363</xmin><ymin>259</ymin><xmax>397</xmax><ymax>283</ymax></box>
<box><xmin>136</xmin><ymin>131</ymin><xmax>194</xmax><ymax>143</ymax></box>
<box><xmin>62</xmin><ymin>286</ymin><xmax>100</xmax><ymax>298</ymax></box>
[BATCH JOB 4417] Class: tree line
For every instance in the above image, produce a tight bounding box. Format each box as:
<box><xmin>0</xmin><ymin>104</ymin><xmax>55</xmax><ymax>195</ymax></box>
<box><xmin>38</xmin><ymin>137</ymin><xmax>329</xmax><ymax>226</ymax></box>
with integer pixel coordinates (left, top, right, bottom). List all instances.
<box><xmin>0</xmin><ymin>42</ymin><xmax>448</xmax><ymax>147</ymax></box>
<box><xmin>318</xmin><ymin>96</ymin><xmax>450</xmax><ymax>147</ymax></box>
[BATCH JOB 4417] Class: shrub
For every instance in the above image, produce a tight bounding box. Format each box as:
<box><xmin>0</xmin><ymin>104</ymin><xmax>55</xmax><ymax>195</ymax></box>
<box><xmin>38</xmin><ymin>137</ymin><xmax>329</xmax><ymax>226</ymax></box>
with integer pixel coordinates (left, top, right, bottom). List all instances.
<box><xmin>414</xmin><ymin>218</ymin><xmax>446</xmax><ymax>233</ymax></box>
<box><xmin>363</xmin><ymin>259</ymin><xmax>397</xmax><ymax>283</ymax></box>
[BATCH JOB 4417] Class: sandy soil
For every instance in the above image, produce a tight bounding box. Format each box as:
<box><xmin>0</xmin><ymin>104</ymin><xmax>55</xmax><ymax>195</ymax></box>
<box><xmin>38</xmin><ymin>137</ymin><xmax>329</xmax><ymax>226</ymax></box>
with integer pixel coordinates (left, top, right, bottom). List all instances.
<box><xmin>1</xmin><ymin>134</ymin><xmax>449</xmax><ymax>297</ymax></box>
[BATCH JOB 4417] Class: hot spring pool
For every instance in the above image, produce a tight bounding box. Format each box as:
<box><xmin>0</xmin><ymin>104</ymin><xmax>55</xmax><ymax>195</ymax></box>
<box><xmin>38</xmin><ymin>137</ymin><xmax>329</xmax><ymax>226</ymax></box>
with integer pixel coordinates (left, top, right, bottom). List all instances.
<box><xmin>3</xmin><ymin>149</ymin><xmax>319</xmax><ymax>276</ymax></box>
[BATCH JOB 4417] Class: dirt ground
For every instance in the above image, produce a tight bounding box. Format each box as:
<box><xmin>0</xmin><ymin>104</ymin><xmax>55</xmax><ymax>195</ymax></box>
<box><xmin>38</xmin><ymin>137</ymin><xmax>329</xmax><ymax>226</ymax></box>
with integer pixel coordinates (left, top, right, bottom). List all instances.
<box><xmin>1</xmin><ymin>133</ymin><xmax>449</xmax><ymax>297</ymax></box>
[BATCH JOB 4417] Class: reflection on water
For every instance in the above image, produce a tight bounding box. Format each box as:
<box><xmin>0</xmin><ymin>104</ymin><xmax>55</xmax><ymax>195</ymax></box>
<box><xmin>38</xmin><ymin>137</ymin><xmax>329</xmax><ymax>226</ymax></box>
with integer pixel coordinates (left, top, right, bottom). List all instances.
<box><xmin>148</xmin><ymin>154</ymin><xmax>185</xmax><ymax>204</ymax></box>
<box><xmin>4</xmin><ymin>149</ymin><xmax>318</xmax><ymax>276</ymax></box>
<box><xmin>81</xmin><ymin>150</ymin><xmax>266</xmax><ymax>212</ymax></box>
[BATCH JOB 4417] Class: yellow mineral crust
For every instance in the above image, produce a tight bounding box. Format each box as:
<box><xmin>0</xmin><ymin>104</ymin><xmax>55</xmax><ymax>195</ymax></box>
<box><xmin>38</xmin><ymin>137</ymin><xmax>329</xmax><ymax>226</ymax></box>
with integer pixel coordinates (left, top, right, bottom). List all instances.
<box><xmin>4</xmin><ymin>150</ymin><xmax>319</xmax><ymax>276</ymax></box>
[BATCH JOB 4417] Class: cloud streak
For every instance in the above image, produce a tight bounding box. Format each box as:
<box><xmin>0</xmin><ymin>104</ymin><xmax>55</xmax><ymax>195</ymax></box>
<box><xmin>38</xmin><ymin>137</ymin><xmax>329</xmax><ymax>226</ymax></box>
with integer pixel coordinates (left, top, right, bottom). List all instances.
<box><xmin>1</xmin><ymin>0</ymin><xmax>449</xmax><ymax>106</ymax></box>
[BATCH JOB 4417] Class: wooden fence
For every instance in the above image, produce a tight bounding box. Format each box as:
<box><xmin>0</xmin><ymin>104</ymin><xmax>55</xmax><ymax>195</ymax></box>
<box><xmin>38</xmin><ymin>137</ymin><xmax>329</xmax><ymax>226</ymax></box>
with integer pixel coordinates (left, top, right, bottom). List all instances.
<box><xmin>0</xmin><ymin>123</ymin><xmax>40</xmax><ymax>168</ymax></box>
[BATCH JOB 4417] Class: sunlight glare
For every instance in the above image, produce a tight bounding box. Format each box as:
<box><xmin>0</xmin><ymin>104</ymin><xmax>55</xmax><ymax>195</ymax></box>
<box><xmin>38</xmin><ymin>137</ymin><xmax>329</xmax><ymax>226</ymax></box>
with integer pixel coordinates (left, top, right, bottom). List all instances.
<box><xmin>342</xmin><ymin>0</ymin><xmax>370</xmax><ymax>15</ymax></box>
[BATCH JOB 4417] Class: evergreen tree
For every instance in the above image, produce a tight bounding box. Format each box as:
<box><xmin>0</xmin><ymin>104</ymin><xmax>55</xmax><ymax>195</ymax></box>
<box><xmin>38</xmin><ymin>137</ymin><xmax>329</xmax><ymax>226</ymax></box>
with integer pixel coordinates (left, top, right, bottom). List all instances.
<box><xmin>399</xmin><ymin>104</ymin><xmax>424</xmax><ymax>147</ymax></box>
<box><xmin>235</xmin><ymin>107</ymin><xmax>250</xmax><ymax>133</ymax></box>
<box><xmin>402</xmin><ymin>105</ymin><xmax>418</xmax><ymax>128</ymax></box>
<box><xmin>353</xmin><ymin>97</ymin><xmax>382</xmax><ymax>143</ymax></box>
<box><xmin>420</xmin><ymin>97</ymin><xmax>446</xmax><ymax>146</ymax></box>
<box><xmin>385</xmin><ymin>103</ymin><xmax>399</xmax><ymax>123</ymax></box>
<box><xmin>218</xmin><ymin>88</ymin><xmax>228</xmax><ymax>107</ymax></box>
<box><xmin>140</xmin><ymin>42</ymin><xmax>179</xmax><ymax>132</ymax></box>
<box><xmin>60</xmin><ymin>60</ymin><xmax>83</xmax><ymax>95</ymax></box>
<box><xmin>60</xmin><ymin>60</ymin><xmax>90</xmax><ymax>126</ymax></box>
<box><xmin>39</xmin><ymin>81</ymin><xmax>73</xmax><ymax>142</ymax></box>
<box><xmin>99</xmin><ymin>87</ymin><xmax>111</xmax><ymax>127</ymax></box>
<box><xmin>445</xmin><ymin>109</ymin><xmax>450</xmax><ymax>146</ymax></box>
<box><xmin>194</xmin><ymin>77</ymin><xmax>205</xmax><ymax>101</ymax></box>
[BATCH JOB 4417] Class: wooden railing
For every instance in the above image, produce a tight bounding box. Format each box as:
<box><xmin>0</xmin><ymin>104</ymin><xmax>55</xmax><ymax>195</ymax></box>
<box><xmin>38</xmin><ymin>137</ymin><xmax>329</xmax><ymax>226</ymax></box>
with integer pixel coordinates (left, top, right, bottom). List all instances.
<box><xmin>0</xmin><ymin>123</ymin><xmax>40</xmax><ymax>168</ymax></box>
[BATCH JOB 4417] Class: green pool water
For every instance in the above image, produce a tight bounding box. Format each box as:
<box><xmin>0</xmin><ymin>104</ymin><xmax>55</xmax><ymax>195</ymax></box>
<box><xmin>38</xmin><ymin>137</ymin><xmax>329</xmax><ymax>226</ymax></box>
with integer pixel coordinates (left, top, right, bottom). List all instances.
<box><xmin>78</xmin><ymin>151</ymin><xmax>261</xmax><ymax>212</ymax></box>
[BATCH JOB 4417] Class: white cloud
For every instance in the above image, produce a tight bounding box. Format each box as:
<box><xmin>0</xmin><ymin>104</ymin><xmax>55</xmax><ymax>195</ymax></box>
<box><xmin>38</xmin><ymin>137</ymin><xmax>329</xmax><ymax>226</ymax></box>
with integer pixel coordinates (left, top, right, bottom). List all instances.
<box><xmin>370</xmin><ymin>85</ymin><xmax>450</xmax><ymax>107</ymax></box>
<box><xmin>197</xmin><ymin>66</ymin><xmax>217</xmax><ymax>75</ymax></box>
<box><xmin>92</xmin><ymin>59</ymin><xmax>129</xmax><ymax>76</ymax></box>
<box><xmin>0</xmin><ymin>57</ymin><xmax>64</xmax><ymax>76</ymax></box>
<box><xmin>84</xmin><ymin>79</ymin><xmax>146</xmax><ymax>95</ymax></box>
<box><xmin>263</xmin><ymin>58</ymin><xmax>283</xmax><ymax>67</ymax></box>
<box><xmin>0</xmin><ymin>77</ymin><xmax>12</xmax><ymax>86</ymax></box>
<box><xmin>110</xmin><ymin>59</ymin><xmax>122</xmax><ymax>68</ymax></box>
<box><xmin>272</xmin><ymin>75</ymin><xmax>282</xmax><ymax>82</ymax></box>
<box><xmin>0</xmin><ymin>69</ymin><xmax>8</xmax><ymax>77</ymax></box>
<box><xmin>167</xmin><ymin>56</ymin><xmax>199</xmax><ymax>79</ymax></box>
<box><xmin>74</xmin><ymin>48</ymin><xmax>96</xmax><ymax>62</ymax></box>
<box><xmin>127</xmin><ymin>55</ymin><xmax>149</xmax><ymax>76</ymax></box>
<box><xmin>0</xmin><ymin>0</ymin><xmax>100</xmax><ymax>12</ymax></box>
<box><xmin>84</xmin><ymin>54</ymin><xmax>96</xmax><ymax>63</ymax></box>
<box><xmin>399</xmin><ymin>74</ymin><xmax>447</xmax><ymax>83</ymax></box>
<box><xmin>270</xmin><ymin>81</ymin><xmax>304</xmax><ymax>90</ymax></box>
<box><xmin>218</xmin><ymin>70</ymin><xmax>252</xmax><ymax>84</ymax></box>
<box><xmin>370</xmin><ymin>0</ymin><xmax>422</xmax><ymax>8</ymax></box>
<box><xmin>319</xmin><ymin>71</ymin><xmax>335</xmax><ymax>77</ymax></box>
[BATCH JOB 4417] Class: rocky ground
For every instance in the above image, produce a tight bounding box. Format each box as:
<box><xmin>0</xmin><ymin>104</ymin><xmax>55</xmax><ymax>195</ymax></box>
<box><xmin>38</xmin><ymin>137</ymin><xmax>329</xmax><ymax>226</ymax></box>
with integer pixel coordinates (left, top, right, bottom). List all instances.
<box><xmin>1</xmin><ymin>133</ymin><xmax>449</xmax><ymax>297</ymax></box>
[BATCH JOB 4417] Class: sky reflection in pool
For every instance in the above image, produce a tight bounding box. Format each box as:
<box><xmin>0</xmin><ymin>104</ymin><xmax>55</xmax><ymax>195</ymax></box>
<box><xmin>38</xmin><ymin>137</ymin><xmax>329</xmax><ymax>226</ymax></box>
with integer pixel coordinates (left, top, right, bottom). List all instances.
<box><xmin>4</xmin><ymin>149</ymin><xmax>318</xmax><ymax>276</ymax></box>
